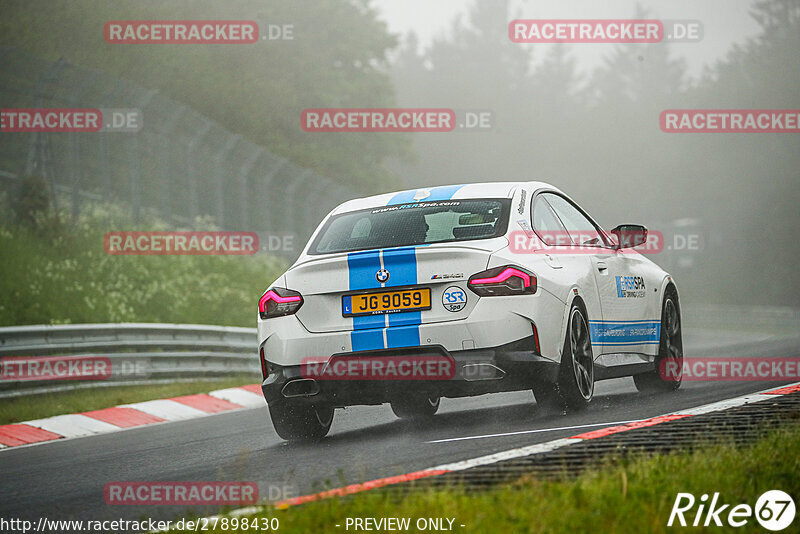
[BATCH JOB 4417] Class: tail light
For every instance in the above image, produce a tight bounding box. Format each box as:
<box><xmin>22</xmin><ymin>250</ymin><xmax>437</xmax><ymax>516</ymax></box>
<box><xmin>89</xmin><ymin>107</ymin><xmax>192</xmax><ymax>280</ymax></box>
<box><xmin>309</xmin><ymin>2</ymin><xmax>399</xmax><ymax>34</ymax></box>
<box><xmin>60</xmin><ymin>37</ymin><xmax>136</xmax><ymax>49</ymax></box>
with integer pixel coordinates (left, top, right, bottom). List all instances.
<box><xmin>531</xmin><ymin>322</ymin><xmax>541</xmax><ymax>354</ymax></box>
<box><xmin>260</xmin><ymin>347</ymin><xmax>268</xmax><ymax>379</ymax></box>
<box><xmin>259</xmin><ymin>287</ymin><xmax>303</xmax><ymax>319</ymax></box>
<box><xmin>468</xmin><ymin>265</ymin><xmax>537</xmax><ymax>296</ymax></box>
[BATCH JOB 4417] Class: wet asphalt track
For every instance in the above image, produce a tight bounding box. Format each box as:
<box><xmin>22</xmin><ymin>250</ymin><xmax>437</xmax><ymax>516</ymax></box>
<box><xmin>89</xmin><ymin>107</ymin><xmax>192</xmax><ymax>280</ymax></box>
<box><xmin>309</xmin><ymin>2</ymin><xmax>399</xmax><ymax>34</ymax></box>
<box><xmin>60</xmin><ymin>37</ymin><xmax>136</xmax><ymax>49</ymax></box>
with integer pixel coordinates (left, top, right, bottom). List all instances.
<box><xmin>1</xmin><ymin>329</ymin><xmax>798</xmax><ymax>525</ymax></box>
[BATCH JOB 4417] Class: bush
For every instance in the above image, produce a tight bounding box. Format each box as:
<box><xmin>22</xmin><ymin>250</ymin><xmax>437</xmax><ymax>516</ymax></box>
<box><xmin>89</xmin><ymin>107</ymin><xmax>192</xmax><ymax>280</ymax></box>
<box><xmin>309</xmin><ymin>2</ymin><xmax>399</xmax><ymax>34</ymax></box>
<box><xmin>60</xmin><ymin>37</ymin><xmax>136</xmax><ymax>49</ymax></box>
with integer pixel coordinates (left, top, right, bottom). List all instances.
<box><xmin>12</xmin><ymin>175</ymin><xmax>51</xmax><ymax>228</ymax></box>
<box><xmin>0</xmin><ymin>202</ymin><xmax>287</xmax><ymax>326</ymax></box>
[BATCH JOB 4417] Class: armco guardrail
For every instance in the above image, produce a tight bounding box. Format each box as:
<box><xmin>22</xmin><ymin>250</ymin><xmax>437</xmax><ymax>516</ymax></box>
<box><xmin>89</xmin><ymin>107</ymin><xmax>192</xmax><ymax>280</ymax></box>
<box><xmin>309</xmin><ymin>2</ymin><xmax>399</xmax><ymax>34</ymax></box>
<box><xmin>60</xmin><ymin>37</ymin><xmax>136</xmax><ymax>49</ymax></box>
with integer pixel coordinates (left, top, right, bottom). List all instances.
<box><xmin>1</xmin><ymin>305</ymin><xmax>797</xmax><ymax>397</ymax></box>
<box><xmin>0</xmin><ymin>323</ymin><xmax>259</xmax><ymax>395</ymax></box>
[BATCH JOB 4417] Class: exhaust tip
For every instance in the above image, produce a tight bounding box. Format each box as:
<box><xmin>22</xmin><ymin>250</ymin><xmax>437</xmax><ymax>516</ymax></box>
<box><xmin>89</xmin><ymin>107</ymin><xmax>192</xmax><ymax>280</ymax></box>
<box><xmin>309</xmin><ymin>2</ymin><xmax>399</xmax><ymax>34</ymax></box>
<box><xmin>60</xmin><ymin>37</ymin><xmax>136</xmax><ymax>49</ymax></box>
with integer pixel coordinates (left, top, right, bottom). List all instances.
<box><xmin>281</xmin><ymin>378</ymin><xmax>320</xmax><ymax>398</ymax></box>
<box><xmin>462</xmin><ymin>363</ymin><xmax>506</xmax><ymax>381</ymax></box>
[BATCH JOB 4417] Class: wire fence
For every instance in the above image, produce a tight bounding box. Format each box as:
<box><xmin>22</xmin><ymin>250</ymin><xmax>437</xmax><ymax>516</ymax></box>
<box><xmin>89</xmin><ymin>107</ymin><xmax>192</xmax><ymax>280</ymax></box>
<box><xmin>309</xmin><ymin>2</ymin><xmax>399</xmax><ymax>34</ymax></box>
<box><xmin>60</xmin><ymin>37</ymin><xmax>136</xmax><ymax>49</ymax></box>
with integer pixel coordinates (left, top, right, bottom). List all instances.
<box><xmin>0</xmin><ymin>47</ymin><xmax>355</xmax><ymax>251</ymax></box>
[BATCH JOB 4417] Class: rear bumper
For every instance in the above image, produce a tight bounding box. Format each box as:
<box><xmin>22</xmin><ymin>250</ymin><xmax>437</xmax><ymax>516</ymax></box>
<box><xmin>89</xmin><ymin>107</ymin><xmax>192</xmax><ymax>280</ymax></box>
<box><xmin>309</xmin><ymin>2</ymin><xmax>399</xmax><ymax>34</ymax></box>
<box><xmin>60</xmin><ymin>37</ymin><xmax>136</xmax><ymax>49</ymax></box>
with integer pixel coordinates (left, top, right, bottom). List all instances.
<box><xmin>258</xmin><ymin>288</ymin><xmax>568</xmax><ymax>367</ymax></box>
<box><xmin>260</xmin><ymin>335</ymin><xmax>559</xmax><ymax>407</ymax></box>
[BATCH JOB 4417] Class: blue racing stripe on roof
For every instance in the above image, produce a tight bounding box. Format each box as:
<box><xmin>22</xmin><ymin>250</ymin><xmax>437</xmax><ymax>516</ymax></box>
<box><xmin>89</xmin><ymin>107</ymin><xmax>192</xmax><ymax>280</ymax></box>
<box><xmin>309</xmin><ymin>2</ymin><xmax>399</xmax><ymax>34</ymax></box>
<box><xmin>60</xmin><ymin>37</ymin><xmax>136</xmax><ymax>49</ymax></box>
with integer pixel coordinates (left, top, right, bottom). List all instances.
<box><xmin>386</xmin><ymin>184</ymin><xmax>465</xmax><ymax>206</ymax></box>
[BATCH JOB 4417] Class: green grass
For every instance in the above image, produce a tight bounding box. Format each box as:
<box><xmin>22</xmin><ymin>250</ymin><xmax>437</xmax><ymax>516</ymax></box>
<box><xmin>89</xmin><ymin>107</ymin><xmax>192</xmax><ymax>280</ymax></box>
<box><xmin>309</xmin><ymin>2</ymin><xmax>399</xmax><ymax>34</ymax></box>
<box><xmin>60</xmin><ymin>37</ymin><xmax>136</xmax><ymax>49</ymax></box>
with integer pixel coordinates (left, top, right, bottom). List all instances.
<box><xmin>0</xmin><ymin>376</ymin><xmax>259</xmax><ymax>425</ymax></box>
<box><xmin>175</xmin><ymin>424</ymin><xmax>800</xmax><ymax>533</ymax></box>
<box><xmin>0</xmin><ymin>201</ymin><xmax>287</xmax><ymax>327</ymax></box>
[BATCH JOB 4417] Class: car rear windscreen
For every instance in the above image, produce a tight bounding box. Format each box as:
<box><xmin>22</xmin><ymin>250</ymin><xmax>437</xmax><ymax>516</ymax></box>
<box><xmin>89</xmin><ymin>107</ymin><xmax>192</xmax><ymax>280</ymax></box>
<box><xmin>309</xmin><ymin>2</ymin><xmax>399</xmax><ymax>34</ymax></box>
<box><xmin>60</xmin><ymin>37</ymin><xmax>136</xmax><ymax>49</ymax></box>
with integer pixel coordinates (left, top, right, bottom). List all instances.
<box><xmin>309</xmin><ymin>198</ymin><xmax>511</xmax><ymax>255</ymax></box>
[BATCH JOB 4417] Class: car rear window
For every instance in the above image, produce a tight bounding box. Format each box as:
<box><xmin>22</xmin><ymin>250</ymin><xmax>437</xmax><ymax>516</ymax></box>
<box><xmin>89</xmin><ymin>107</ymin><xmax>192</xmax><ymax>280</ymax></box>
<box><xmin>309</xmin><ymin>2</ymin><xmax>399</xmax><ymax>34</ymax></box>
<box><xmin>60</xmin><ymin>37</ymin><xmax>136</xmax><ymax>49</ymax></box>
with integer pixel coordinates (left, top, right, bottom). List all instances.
<box><xmin>309</xmin><ymin>199</ymin><xmax>511</xmax><ymax>255</ymax></box>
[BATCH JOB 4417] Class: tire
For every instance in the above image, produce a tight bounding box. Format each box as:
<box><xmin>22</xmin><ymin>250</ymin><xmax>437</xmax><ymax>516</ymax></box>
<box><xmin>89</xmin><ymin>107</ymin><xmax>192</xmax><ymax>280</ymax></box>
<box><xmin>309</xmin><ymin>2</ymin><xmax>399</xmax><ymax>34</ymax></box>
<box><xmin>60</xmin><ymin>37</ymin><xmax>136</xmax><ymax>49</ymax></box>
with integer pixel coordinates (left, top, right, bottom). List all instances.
<box><xmin>390</xmin><ymin>395</ymin><xmax>440</xmax><ymax>419</ymax></box>
<box><xmin>532</xmin><ymin>381</ymin><xmax>561</xmax><ymax>410</ymax></box>
<box><xmin>268</xmin><ymin>401</ymin><xmax>333</xmax><ymax>442</ymax></box>
<box><xmin>534</xmin><ymin>302</ymin><xmax>595</xmax><ymax>411</ymax></box>
<box><xmin>634</xmin><ymin>290</ymin><xmax>683</xmax><ymax>393</ymax></box>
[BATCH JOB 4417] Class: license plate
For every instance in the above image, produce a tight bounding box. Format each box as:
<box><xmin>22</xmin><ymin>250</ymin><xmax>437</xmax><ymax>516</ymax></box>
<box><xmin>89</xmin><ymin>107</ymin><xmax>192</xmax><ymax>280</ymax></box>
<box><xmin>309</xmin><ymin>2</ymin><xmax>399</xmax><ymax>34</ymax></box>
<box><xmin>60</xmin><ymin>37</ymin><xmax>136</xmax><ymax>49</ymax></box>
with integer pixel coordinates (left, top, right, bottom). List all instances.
<box><xmin>342</xmin><ymin>288</ymin><xmax>431</xmax><ymax>317</ymax></box>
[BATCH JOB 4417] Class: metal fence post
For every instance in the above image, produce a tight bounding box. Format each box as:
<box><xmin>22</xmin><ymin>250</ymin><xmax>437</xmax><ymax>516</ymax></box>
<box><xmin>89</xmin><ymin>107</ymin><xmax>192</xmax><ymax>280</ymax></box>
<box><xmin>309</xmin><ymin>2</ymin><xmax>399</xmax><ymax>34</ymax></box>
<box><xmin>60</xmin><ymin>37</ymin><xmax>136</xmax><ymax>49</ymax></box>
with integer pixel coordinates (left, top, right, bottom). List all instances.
<box><xmin>304</xmin><ymin>177</ymin><xmax>338</xmax><ymax>234</ymax></box>
<box><xmin>66</xmin><ymin>71</ymin><xmax>99</xmax><ymax>223</ymax></box>
<box><xmin>128</xmin><ymin>89</ymin><xmax>158</xmax><ymax>223</ymax></box>
<box><xmin>156</xmin><ymin>107</ymin><xmax>185</xmax><ymax>222</ymax></box>
<box><xmin>215</xmin><ymin>135</ymin><xmax>239</xmax><ymax>228</ymax></box>
<box><xmin>99</xmin><ymin>80</ymin><xmax>130</xmax><ymax>203</ymax></box>
<box><xmin>284</xmin><ymin>170</ymin><xmax>313</xmax><ymax>236</ymax></box>
<box><xmin>237</xmin><ymin>146</ymin><xmax>263</xmax><ymax>229</ymax></box>
<box><xmin>258</xmin><ymin>158</ymin><xmax>287</xmax><ymax>231</ymax></box>
<box><xmin>24</xmin><ymin>57</ymin><xmax>67</xmax><ymax>213</ymax></box>
<box><xmin>186</xmin><ymin>121</ymin><xmax>212</xmax><ymax>221</ymax></box>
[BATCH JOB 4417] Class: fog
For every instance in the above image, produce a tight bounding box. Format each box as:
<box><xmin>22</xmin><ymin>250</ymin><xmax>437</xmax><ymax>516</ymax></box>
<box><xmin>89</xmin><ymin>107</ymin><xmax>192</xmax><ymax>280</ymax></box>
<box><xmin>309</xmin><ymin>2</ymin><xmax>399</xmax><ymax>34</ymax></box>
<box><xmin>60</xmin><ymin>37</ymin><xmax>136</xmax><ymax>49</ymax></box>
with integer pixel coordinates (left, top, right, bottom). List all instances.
<box><xmin>385</xmin><ymin>0</ymin><xmax>800</xmax><ymax>306</ymax></box>
<box><xmin>0</xmin><ymin>0</ymin><xmax>797</xmax><ymax>308</ymax></box>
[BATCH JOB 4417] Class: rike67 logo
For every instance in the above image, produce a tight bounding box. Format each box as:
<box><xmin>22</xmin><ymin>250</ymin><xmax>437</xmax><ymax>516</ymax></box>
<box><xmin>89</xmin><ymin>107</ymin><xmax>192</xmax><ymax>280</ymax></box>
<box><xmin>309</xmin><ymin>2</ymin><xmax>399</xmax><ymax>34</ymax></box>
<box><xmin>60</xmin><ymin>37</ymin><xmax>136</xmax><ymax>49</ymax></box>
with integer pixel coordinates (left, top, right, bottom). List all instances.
<box><xmin>669</xmin><ymin>490</ymin><xmax>795</xmax><ymax>531</ymax></box>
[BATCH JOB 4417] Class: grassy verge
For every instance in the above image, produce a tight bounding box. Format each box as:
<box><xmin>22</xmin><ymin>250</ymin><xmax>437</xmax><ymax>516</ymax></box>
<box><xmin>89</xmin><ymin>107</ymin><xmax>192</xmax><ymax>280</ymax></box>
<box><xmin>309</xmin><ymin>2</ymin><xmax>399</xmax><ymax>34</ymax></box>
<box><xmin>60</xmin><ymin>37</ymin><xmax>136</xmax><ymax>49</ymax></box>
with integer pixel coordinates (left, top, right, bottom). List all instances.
<box><xmin>0</xmin><ymin>376</ymin><xmax>259</xmax><ymax>425</ymax></box>
<box><xmin>177</xmin><ymin>424</ymin><xmax>800</xmax><ymax>533</ymax></box>
<box><xmin>0</xmin><ymin>201</ymin><xmax>287</xmax><ymax>326</ymax></box>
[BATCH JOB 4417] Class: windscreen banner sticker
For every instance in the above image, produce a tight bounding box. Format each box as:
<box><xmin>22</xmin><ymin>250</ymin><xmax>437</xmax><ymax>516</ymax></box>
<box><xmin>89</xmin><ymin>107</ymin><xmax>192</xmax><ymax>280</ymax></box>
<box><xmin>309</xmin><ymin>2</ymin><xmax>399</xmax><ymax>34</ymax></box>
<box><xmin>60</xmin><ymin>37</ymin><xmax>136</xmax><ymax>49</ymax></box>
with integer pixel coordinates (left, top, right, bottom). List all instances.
<box><xmin>371</xmin><ymin>200</ymin><xmax>461</xmax><ymax>214</ymax></box>
<box><xmin>616</xmin><ymin>275</ymin><xmax>646</xmax><ymax>298</ymax></box>
<box><xmin>385</xmin><ymin>184</ymin><xmax>465</xmax><ymax>206</ymax></box>
<box><xmin>442</xmin><ymin>286</ymin><xmax>467</xmax><ymax>312</ymax></box>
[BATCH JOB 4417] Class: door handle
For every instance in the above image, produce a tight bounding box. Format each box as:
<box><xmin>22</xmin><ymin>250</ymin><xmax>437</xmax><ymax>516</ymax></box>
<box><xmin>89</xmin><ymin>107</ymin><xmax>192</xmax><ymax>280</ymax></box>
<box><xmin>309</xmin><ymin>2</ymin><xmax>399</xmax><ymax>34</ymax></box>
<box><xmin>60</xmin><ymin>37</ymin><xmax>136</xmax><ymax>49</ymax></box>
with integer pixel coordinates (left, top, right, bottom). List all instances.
<box><xmin>597</xmin><ymin>262</ymin><xmax>608</xmax><ymax>272</ymax></box>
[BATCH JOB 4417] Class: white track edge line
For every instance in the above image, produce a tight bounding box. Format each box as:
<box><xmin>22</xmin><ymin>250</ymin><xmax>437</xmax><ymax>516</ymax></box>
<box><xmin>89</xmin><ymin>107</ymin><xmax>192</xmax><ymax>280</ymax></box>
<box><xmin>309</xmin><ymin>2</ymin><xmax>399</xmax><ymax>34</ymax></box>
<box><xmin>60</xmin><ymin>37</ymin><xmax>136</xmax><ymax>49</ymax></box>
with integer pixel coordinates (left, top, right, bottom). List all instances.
<box><xmin>154</xmin><ymin>381</ymin><xmax>800</xmax><ymax>532</ymax></box>
<box><xmin>427</xmin><ymin>418</ymin><xmax>646</xmax><ymax>443</ymax></box>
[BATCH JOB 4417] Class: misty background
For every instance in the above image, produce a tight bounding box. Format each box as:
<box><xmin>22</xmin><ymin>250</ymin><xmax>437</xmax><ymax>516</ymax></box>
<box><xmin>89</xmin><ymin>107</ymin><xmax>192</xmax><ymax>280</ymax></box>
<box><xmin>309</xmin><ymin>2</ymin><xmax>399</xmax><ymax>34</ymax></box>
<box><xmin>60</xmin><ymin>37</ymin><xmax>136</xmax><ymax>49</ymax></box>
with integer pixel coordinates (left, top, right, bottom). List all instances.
<box><xmin>0</xmin><ymin>0</ymin><xmax>798</xmax><ymax>320</ymax></box>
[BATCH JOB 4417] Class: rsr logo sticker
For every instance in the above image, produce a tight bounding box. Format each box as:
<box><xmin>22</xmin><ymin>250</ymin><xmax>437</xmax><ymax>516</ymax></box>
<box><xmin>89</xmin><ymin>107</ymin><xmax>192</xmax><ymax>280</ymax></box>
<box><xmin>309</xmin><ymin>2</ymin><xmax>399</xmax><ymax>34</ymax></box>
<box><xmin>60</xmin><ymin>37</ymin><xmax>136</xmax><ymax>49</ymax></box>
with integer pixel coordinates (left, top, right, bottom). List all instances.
<box><xmin>442</xmin><ymin>286</ymin><xmax>467</xmax><ymax>312</ymax></box>
<box><xmin>616</xmin><ymin>275</ymin><xmax>646</xmax><ymax>298</ymax></box>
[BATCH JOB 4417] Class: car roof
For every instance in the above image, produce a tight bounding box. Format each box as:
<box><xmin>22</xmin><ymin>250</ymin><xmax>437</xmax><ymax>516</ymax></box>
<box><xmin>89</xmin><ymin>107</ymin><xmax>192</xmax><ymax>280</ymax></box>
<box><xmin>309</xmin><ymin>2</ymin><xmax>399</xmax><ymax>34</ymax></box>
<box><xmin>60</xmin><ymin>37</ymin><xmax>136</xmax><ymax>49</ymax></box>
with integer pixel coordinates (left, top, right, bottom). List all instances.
<box><xmin>332</xmin><ymin>181</ymin><xmax>561</xmax><ymax>214</ymax></box>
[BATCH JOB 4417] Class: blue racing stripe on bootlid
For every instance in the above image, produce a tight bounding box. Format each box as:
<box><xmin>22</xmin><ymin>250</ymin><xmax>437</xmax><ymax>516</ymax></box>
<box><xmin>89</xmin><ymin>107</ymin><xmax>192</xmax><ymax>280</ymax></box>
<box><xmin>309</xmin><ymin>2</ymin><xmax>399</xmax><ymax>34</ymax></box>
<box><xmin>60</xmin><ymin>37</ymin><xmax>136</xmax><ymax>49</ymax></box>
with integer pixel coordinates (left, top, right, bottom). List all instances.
<box><xmin>386</xmin><ymin>184</ymin><xmax>465</xmax><ymax>206</ymax></box>
<box><xmin>382</xmin><ymin>247</ymin><xmax>421</xmax><ymax>348</ymax></box>
<box><xmin>347</xmin><ymin>250</ymin><xmax>384</xmax><ymax>351</ymax></box>
<box><xmin>346</xmin><ymin>247</ymin><xmax>426</xmax><ymax>352</ymax></box>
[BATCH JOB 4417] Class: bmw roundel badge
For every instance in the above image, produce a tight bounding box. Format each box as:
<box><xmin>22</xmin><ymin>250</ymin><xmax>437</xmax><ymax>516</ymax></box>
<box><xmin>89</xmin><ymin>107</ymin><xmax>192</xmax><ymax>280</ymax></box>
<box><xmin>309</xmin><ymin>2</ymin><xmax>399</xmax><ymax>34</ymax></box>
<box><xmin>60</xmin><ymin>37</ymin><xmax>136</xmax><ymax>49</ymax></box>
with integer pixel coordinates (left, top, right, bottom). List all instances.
<box><xmin>376</xmin><ymin>269</ymin><xmax>390</xmax><ymax>283</ymax></box>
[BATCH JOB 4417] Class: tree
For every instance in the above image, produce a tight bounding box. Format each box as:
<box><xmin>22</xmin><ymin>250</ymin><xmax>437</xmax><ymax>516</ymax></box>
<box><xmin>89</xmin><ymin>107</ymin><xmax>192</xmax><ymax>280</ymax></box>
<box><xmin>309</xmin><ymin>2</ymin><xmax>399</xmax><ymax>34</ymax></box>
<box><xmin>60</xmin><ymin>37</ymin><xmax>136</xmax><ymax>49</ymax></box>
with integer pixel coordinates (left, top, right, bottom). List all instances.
<box><xmin>0</xmin><ymin>0</ymin><xmax>406</xmax><ymax>191</ymax></box>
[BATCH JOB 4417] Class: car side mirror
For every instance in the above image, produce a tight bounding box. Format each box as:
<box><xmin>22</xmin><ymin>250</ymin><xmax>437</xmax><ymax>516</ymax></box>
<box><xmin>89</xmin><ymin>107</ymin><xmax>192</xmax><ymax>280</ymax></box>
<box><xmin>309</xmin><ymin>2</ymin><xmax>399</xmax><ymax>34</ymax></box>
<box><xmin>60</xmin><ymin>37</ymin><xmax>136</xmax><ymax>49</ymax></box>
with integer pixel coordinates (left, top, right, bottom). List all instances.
<box><xmin>611</xmin><ymin>224</ymin><xmax>648</xmax><ymax>249</ymax></box>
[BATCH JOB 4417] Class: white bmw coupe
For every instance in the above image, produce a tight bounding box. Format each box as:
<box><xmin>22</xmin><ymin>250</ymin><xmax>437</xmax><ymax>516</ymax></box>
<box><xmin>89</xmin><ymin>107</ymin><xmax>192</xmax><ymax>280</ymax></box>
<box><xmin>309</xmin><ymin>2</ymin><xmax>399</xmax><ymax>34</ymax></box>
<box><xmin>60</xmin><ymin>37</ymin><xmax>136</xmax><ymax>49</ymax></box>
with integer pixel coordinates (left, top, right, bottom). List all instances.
<box><xmin>257</xmin><ymin>182</ymin><xmax>683</xmax><ymax>441</ymax></box>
